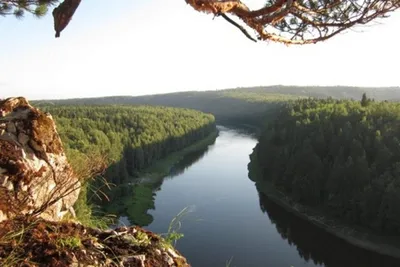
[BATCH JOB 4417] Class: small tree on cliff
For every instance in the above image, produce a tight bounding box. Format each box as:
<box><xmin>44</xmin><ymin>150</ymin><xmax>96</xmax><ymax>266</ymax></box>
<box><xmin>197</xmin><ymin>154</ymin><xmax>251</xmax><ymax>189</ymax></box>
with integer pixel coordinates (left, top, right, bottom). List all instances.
<box><xmin>1</xmin><ymin>0</ymin><xmax>399</xmax><ymax>43</ymax></box>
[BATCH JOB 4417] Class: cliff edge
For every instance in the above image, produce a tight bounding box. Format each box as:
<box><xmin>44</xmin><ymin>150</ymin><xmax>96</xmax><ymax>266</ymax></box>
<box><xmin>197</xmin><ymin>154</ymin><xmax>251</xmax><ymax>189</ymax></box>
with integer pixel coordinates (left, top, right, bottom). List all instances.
<box><xmin>0</xmin><ymin>97</ymin><xmax>79</xmax><ymax>222</ymax></box>
<box><xmin>0</xmin><ymin>97</ymin><xmax>190</xmax><ymax>267</ymax></box>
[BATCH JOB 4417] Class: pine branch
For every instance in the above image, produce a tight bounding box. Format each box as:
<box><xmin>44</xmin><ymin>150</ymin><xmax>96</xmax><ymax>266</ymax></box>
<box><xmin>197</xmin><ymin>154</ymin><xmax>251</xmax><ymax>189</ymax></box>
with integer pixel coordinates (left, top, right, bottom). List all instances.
<box><xmin>219</xmin><ymin>13</ymin><xmax>257</xmax><ymax>42</ymax></box>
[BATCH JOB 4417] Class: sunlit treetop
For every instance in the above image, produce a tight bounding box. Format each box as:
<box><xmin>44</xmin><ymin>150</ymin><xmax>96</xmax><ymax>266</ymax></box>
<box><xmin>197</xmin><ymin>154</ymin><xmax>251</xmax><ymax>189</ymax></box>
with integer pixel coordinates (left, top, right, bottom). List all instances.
<box><xmin>0</xmin><ymin>0</ymin><xmax>399</xmax><ymax>44</ymax></box>
<box><xmin>186</xmin><ymin>0</ymin><xmax>400</xmax><ymax>44</ymax></box>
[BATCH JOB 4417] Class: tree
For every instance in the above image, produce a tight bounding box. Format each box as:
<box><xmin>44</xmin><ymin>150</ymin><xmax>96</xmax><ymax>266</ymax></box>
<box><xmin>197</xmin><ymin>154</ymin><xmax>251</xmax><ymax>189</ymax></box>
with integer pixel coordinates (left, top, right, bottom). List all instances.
<box><xmin>187</xmin><ymin>0</ymin><xmax>400</xmax><ymax>44</ymax></box>
<box><xmin>1</xmin><ymin>0</ymin><xmax>82</xmax><ymax>37</ymax></box>
<box><xmin>0</xmin><ymin>0</ymin><xmax>58</xmax><ymax>18</ymax></box>
<box><xmin>361</xmin><ymin>93</ymin><xmax>369</xmax><ymax>107</ymax></box>
<box><xmin>1</xmin><ymin>0</ymin><xmax>399</xmax><ymax>44</ymax></box>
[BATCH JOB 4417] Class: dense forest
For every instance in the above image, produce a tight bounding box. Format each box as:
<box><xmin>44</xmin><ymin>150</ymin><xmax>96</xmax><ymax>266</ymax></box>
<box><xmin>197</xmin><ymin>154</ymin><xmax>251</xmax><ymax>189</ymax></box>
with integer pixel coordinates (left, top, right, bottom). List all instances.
<box><xmin>36</xmin><ymin>91</ymin><xmax>290</xmax><ymax>127</ymax></box>
<box><xmin>41</xmin><ymin>105</ymin><xmax>217</xmax><ymax>224</ymax></box>
<box><xmin>44</xmin><ymin>105</ymin><xmax>216</xmax><ymax>181</ymax></box>
<box><xmin>250</xmin><ymin>97</ymin><xmax>400</xmax><ymax>235</ymax></box>
<box><xmin>35</xmin><ymin>86</ymin><xmax>400</xmax><ymax>126</ymax></box>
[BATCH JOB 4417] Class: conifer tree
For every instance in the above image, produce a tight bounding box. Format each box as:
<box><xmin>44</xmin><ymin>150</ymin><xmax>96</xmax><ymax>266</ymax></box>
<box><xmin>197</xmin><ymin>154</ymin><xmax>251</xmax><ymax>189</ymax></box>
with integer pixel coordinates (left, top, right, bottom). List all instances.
<box><xmin>361</xmin><ymin>93</ymin><xmax>370</xmax><ymax>107</ymax></box>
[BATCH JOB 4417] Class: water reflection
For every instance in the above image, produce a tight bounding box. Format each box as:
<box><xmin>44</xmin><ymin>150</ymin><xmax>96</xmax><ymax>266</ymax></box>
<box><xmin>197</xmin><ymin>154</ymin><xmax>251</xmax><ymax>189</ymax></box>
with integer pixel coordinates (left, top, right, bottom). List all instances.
<box><xmin>166</xmin><ymin>145</ymin><xmax>212</xmax><ymax>178</ymax></box>
<box><xmin>107</xmin><ymin>137</ymin><xmax>215</xmax><ymax>226</ymax></box>
<box><xmin>255</xmin><ymin>183</ymin><xmax>400</xmax><ymax>267</ymax></box>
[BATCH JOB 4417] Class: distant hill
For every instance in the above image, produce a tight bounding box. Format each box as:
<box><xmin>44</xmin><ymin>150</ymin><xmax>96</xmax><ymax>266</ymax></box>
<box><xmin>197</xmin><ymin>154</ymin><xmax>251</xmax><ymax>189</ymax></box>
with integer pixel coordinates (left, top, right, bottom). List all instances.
<box><xmin>35</xmin><ymin>85</ymin><xmax>400</xmax><ymax>125</ymax></box>
<box><xmin>224</xmin><ymin>85</ymin><xmax>400</xmax><ymax>100</ymax></box>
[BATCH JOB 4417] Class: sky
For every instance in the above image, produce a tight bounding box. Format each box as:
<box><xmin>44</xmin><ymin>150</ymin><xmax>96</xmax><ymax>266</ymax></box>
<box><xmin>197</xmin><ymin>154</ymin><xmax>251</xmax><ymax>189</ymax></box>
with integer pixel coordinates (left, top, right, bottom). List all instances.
<box><xmin>0</xmin><ymin>0</ymin><xmax>399</xmax><ymax>100</ymax></box>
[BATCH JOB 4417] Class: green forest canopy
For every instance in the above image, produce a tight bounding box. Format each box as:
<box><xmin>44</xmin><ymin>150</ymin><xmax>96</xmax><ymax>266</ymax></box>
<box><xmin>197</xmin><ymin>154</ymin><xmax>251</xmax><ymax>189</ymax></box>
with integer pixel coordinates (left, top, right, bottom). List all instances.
<box><xmin>41</xmin><ymin>89</ymin><xmax>400</xmax><ymax>233</ymax></box>
<box><xmin>35</xmin><ymin>85</ymin><xmax>400</xmax><ymax>127</ymax></box>
<box><xmin>44</xmin><ymin>105</ymin><xmax>216</xmax><ymax>183</ymax></box>
<box><xmin>43</xmin><ymin>104</ymin><xmax>217</xmax><ymax>225</ymax></box>
<box><xmin>251</xmin><ymin>97</ymin><xmax>400</xmax><ymax>235</ymax></box>
<box><xmin>1</xmin><ymin>0</ymin><xmax>399</xmax><ymax>43</ymax></box>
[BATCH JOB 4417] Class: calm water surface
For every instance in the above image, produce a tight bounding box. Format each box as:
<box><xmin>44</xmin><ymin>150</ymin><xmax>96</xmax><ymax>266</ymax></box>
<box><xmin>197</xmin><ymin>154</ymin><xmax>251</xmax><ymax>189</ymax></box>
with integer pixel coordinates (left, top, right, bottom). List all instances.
<box><xmin>116</xmin><ymin>127</ymin><xmax>400</xmax><ymax>267</ymax></box>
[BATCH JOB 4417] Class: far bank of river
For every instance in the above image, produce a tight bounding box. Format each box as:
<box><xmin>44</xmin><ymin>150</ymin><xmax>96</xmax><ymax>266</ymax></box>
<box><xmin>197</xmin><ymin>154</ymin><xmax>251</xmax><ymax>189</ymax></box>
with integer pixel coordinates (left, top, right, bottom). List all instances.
<box><xmin>255</xmin><ymin>179</ymin><xmax>400</xmax><ymax>260</ymax></box>
<box><xmin>249</xmin><ymin>147</ymin><xmax>400</xmax><ymax>262</ymax></box>
<box><xmin>137</xmin><ymin>129</ymin><xmax>219</xmax><ymax>181</ymax></box>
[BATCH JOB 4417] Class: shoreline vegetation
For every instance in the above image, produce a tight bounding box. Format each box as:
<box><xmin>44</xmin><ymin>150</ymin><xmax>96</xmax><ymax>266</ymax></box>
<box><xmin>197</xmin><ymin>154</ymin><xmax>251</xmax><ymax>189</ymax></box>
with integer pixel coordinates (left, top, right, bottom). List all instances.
<box><xmin>249</xmin><ymin>97</ymin><xmax>400</xmax><ymax>260</ymax></box>
<box><xmin>133</xmin><ymin>129</ymin><xmax>218</xmax><ymax>182</ymax></box>
<box><xmin>103</xmin><ymin>129</ymin><xmax>219</xmax><ymax>227</ymax></box>
<box><xmin>255</xmin><ymin>179</ymin><xmax>400</xmax><ymax>260</ymax></box>
<box><xmin>249</xmin><ymin>145</ymin><xmax>400</xmax><ymax>261</ymax></box>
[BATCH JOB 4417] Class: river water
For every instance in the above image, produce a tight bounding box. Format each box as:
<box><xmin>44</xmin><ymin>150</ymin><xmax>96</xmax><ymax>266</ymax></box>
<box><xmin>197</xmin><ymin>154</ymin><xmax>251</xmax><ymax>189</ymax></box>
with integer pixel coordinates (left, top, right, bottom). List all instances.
<box><xmin>115</xmin><ymin>127</ymin><xmax>400</xmax><ymax>267</ymax></box>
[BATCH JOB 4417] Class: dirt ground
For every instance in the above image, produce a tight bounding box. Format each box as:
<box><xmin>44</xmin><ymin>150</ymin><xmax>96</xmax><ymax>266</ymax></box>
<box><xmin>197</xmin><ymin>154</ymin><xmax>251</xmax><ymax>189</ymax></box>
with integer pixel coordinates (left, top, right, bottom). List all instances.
<box><xmin>0</xmin><ymin>216</ymin><xmax>189</xmax><ymax>267</ymax></box>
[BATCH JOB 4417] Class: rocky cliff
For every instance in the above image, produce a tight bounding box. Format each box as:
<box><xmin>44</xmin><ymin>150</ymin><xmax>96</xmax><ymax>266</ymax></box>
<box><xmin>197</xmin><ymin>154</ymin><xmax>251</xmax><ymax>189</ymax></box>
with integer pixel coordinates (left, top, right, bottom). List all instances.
<box><xmin>0</xmin><ymin>97</ymin><xmax>80</xmax><ymax>222</ymax></box>
<box><xmin>0</xmin><ymin>97</ymin><xmax>190</xmax><ymax>266</ymax></box>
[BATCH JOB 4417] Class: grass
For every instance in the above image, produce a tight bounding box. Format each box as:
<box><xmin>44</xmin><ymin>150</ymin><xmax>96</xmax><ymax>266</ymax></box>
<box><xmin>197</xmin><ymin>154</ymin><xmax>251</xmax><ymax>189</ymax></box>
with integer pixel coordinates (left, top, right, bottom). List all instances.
<box><xmin>56</xmin><ymin>236</ymin><xmax>82</xmax><ymax>249</ymax></box>
<box><xmin>124</xmin><ymin>231</ymin><xmax>151</xmax><ymax>247</ymax></box>
<box><xmin>72</xmin><ymin>182</ymin><xmax>115</xmax><ymax>229</ymax></box>
<box><xmin>1</xmin><ymin>252</ymin><xmax>26</xmax><ymax>267</ymax></box>
<box><xmin>225</xmin><ymin>257</ymin><xmax>234</xmax><ymax>267</ymax></box>
<box><xmin>62</xmin><ymin>149</ymin><xmax>115</xmax><ymax>229</ymax></box>
<box><xmin>0</xmin><ymin>225</ymin><xmax>29</xmax><ymax>267</ymax></box>
<box><xmin>161</xmin><ymin>206</ymin><xmax>192</xmax><ymax>247</ymax></box>
<box><xmin>0</xmin><ymin>219</ymin><xmax>46</xmax><ymax>266</ymax></box>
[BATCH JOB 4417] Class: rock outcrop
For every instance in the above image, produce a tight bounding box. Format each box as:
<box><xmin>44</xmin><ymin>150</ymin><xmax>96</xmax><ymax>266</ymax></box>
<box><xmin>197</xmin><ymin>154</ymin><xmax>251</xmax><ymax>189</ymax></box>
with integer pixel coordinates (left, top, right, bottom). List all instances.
<box><xmin>0</xmin><ymin>97</ymin><xmax>191</xmax><ymax>266</ymax></box>
<box><xmin>0</xmin><ymin>97</ymin><xmax>80</xmax><ymax>222</ymax></box>
<box><xmin>0</xmin><ymin>217</ymin><xmax>190</xmax><ymax>267</ymax></box>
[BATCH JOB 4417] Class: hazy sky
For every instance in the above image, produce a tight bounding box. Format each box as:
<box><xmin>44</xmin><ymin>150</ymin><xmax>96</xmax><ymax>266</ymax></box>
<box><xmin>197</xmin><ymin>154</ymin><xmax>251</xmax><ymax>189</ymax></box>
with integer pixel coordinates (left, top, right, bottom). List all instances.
<box><xmin>1</xmin><ymin>0</ymin><xmax>399</xmax><ymax>100</ymax></box>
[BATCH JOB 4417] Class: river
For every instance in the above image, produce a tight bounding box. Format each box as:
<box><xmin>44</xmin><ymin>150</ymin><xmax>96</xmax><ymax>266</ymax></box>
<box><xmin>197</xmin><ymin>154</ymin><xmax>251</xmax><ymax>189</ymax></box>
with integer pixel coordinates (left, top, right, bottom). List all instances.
<box><xmin>115</xmin><ymin>126</ymin><xmax>400</xmax><ymax>267</ymax></box>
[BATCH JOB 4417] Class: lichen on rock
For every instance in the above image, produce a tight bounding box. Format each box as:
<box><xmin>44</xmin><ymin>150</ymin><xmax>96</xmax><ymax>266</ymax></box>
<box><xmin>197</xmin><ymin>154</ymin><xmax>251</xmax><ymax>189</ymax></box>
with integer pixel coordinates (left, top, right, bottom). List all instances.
<box><xmin>0</xmin><ymin>97</ymin><xmax>80</xmax><ymax>222</ymax></box>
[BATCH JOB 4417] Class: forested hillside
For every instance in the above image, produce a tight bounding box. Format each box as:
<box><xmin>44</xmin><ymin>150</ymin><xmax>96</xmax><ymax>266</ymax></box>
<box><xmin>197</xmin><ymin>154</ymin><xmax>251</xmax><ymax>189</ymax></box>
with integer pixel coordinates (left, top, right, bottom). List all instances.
<box><xmin>41</xmin><ymin>105</ymin><xmax>217</xmax><ymax>225</ymax></box>
<box><xmin>35</xmin><ymin>86</ymin><xmax>400</xmax><ymax>127</ymax></box>
<box><xmin>222</xmin><ymin>86</ymin><xmax>400</xmax><ymax>100</ymax></box>
<box><xmin>37</xmin><ymin>91</ymin><xmax>290</xmax><ymax>126</ymax></box>
<box><xmin>44</xmin><ymin>105</ymin><xmax>216</xmax><ymax>184</ymax></box>
<box><xmin>251</xmin><ymin>97</ymin><xmax>400</xmax><ymax>235</ymax></box>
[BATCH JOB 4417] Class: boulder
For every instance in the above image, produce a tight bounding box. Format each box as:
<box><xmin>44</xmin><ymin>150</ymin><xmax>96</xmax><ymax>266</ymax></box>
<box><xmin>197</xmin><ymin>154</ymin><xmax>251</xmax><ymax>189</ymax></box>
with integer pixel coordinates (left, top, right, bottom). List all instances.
<box><xmin>0</xmin><ymin>97</ymin><xmax>80</xmax><ymax>222</ymax></box>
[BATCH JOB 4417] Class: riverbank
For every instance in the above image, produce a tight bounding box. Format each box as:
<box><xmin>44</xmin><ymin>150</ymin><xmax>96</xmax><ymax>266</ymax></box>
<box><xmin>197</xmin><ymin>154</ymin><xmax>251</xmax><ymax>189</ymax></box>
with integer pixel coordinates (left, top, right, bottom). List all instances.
<box><xmin>219</xmin><ymin>123</ymin><xmax>261</xmax><ymax>136</ymax></box>
<box><xmin>134</xmin><ymin>129</ymin><xmax>218</xmax><ymax>181</ymax></box>
<box><xmin>254</xmin><ymin>178</ymin><xmax>400</xmax><ymax>260</ymax></box>
<box><xmin>100</xmin><ymin>129</ymin><xmax>219</xmax><ymax>227</ymax></box>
